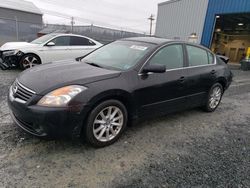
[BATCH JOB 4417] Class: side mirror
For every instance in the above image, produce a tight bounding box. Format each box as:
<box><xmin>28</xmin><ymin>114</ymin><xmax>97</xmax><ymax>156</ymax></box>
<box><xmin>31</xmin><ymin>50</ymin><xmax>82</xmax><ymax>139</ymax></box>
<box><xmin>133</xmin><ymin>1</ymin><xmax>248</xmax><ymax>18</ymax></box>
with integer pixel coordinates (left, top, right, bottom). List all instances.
<box><xmin>142</xmin><ymin>64</ymin><xmax>166</xmax><ymax>74</ymax></box>
<box><xmin>46</xmin><ymin>42</ymin><xmax>55</xmax><ymax>47</ymax></box>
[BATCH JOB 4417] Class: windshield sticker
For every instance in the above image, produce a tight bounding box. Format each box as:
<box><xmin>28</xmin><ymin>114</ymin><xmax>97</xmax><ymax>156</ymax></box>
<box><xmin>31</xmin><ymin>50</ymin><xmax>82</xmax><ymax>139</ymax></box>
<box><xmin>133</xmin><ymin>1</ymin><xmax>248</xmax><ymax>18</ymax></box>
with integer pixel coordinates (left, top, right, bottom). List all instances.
<box><xmin>130</xmin><ymin>45</ymin><xmax>148</xmax><ymax>51</ymax></box>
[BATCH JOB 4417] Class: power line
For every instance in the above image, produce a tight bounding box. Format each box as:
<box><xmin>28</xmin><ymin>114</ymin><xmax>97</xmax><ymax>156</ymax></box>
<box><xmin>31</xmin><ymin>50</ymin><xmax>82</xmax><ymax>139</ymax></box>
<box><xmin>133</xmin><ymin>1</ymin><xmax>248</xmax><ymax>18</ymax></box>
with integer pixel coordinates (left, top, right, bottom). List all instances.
<box><xmin>40</xmin><ymin>9</ymin><xmax>148</xmax><ymax>34</ymax></box>
<box><xmin>36</xmin><ymin>0</ymin><xmax>145</xmax><ymax>23</ymax></box>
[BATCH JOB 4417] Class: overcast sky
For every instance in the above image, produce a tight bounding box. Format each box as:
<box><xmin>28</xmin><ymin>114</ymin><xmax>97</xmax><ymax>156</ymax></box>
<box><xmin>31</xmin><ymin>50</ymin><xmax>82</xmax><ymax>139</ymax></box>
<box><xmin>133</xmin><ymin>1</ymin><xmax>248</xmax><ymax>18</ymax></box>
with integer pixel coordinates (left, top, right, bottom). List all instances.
<box><xmin>26</xmin><ymin>0</ymin><xmax>165</xmax><ymax>34</ymax></box>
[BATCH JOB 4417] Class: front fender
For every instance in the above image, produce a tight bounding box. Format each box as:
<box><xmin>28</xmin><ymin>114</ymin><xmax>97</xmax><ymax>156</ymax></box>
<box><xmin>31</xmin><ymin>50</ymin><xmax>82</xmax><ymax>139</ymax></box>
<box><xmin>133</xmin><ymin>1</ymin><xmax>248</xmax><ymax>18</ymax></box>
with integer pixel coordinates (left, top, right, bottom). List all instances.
<box><xmin>19</xmin><ymin>49</ymin><xmax>44</xmax><ymax>63</ymax></box>
<box><xmin>89</xmin><ymin>89</ymin><xmax>134</xmax><ymax>108</ymax></box>
<box><xmin>84</xmin><ymin>89</ymin><xmax>137</xmax><ymax>121</ymax></box>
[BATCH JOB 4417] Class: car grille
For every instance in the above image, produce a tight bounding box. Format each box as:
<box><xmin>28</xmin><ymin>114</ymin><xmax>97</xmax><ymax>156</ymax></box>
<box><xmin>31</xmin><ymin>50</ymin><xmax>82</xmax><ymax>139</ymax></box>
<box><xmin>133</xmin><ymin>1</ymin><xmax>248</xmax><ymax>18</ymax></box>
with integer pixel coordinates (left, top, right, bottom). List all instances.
<box><xmin>12</xmin><ymin>80</ymin><xmax>35</xmax><ymax>102</ymax></box>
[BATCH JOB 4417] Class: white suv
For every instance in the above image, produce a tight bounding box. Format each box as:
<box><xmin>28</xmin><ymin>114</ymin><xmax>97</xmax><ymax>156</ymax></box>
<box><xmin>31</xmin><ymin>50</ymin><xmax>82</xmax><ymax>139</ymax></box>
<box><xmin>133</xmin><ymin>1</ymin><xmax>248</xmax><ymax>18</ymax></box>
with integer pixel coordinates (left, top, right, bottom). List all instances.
<box><xmin>0</xmin><ymin>33</ymin><xmax>102</xmax><ymax>69</ymax></box>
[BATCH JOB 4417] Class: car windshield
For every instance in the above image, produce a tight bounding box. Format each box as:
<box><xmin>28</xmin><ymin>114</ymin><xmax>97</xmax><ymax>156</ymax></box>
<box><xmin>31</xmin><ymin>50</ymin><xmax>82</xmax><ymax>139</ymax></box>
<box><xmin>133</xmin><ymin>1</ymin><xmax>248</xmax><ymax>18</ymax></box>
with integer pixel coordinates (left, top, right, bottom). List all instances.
<box><xmin>30</xmin><ymin>34</ymin><xmax>57</xmax><ymax>44</ymax></box>
<box><xmin>81</xmin><ymin>41</ymin><xmax>155</xmax><ymax>70</ymax></box>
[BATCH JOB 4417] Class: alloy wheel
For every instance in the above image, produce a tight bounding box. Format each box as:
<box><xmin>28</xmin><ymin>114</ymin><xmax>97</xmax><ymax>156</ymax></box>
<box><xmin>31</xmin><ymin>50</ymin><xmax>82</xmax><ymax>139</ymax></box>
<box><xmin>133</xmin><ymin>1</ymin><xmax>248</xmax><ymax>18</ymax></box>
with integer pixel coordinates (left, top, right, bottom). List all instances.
<box><xmin>93</xmin><ymin>106</ymin><xmax>124</xmax><ymax>142</ymax></box>
<box><xmin>209</xmin><ymin>86</ymin><xmax>222</xmax><ymax>109</ymax></box>
<box><xmin>22</xmin><ymin>56</ymin><xmax>39</xmax><ymax>69</ymax></box>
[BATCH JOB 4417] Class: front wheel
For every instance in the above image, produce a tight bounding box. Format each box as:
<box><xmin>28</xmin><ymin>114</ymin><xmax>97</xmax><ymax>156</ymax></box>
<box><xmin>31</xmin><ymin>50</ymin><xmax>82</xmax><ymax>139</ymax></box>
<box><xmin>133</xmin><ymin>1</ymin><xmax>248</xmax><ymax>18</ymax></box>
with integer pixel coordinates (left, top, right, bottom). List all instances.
<box><xmin>203</xmin><ymin>83</ymin><xmax>223</xmax><ymax>112</ymax></box>
<box><xmin>19</xmin><ymin>54</ymin><xmax>41</xmax><ymax>70</ymax></box>
<box><xmin>83</xmin><ymin>100</ymin><xmax>128</xmax><ymax>147</ymax></box>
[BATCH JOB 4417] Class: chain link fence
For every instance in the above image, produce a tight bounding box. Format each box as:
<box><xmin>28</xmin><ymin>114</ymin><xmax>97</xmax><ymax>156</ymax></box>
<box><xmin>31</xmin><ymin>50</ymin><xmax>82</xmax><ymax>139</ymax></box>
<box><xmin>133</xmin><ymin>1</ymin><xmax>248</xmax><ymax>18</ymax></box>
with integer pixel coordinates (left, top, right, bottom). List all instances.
<box><xmin>0</xmin><ymin>17</ymin><xmax>146</xmax><ymax>46</ymax></box>
<box><xmin>38</xmin><ymin>24</ymin><xmax>147</xmax><ymax>44</ymax></box>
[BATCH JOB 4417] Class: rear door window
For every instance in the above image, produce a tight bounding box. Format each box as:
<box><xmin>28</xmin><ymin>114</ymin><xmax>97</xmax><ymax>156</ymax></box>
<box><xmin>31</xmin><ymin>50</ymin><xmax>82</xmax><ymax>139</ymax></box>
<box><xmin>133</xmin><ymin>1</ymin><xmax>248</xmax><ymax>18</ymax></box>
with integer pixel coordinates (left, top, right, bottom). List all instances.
<box><xmin>186</xmin><ymin>45</ymin><xmax>210</xmax><ymax>66</ymax></box>
<box><xmin>207</xmin><ymin>52</ymin><xmax>214</xmax><ymax>64</ymax></box>
<box><xmin>70</xmin><ymin>36</ymin><xmax>96</xmax><ymax>46</ymax></box>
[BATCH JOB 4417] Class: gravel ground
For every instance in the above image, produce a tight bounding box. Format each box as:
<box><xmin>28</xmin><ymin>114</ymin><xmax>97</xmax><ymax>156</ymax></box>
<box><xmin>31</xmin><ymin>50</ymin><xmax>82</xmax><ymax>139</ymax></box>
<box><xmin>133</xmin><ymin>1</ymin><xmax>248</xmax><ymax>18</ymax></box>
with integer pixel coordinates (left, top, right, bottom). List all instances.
<box><xmin>0</xmin><ymin>69</ymin><xmax>250</xmax><ymax>188</ymax></box>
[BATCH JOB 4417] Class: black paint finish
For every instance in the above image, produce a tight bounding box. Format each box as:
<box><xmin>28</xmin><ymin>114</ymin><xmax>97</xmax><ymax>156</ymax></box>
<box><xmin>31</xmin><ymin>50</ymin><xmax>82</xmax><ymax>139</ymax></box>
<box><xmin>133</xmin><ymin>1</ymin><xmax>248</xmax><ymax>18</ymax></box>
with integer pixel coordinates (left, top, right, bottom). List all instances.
<box><xmin>8</xmin><ymin>37</ymin><xmax>233</xmax><ymax>138</ymax></box>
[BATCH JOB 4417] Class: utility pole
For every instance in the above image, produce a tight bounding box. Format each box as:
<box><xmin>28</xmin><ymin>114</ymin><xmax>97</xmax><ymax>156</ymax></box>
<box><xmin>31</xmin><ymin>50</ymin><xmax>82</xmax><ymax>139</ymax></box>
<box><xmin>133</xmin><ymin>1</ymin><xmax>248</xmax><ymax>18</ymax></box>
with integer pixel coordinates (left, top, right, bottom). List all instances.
<box><xmin>71</xmin><ymin>17</ymin><xmax>75</xmax><ymax>33</ymax></box>
<box><xmin>90</xmin><ymin>23</ymin><xmax>93</xmax><ymax>34</ymax></box>
<box><xmin>15</xmin><ymin>16</ymin><xmax>19</xmax><ymax>41</ymax></box>
<box><xmin>148</xmin><ymin>14</ymin><xmax>155</xmax><ymax>36</ymax></box>
<box><xmin>121</xmin><ymin>27</ymin><xmax>124</xmax><ymax>38</ymax></box>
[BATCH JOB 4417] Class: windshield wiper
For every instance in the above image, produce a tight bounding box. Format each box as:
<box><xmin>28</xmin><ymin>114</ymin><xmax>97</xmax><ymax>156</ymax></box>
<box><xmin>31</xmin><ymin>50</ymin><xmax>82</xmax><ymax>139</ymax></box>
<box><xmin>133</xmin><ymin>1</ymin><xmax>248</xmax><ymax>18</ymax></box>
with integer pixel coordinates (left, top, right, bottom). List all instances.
<box><xmin>85</xmin><ymin>62</ymin><xmax>103</xmax><ymax>68</ymax></box>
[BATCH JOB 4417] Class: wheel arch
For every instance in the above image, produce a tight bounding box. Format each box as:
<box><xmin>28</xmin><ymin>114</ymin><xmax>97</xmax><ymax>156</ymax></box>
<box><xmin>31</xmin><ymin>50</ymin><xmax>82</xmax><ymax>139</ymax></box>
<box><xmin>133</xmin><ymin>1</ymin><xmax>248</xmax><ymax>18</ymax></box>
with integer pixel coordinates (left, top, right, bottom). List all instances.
<box><xmin>88</xmin><ymin>89</ymin><xmax>136</xmax><ymax>119</ymax></box>
<box><xmin>19</xmin><ymin>52</ymin><xmax>42</xmax><ymax>64</ymax></box>
<box><xmin>216</xmin><ymin>77</ymin><xmax>227</xmax><ymax>91</ymax></box>
<box><xmin>80</xmin><ymin>89</ymin><xmax>136</xmax><ymax>134</ymax></box>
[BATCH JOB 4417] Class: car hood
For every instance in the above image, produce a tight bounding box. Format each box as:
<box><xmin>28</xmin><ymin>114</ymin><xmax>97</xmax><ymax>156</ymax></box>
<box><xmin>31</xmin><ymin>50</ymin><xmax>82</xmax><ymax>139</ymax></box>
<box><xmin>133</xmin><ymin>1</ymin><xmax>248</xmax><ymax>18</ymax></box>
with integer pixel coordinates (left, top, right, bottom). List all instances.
<box><xmin>17</xmin><ymin>60</ymin><xmax>121</xmax><ymax>95</ymax></box>
<box><xmin>0</xmin><ymin>42</ymin><xmax>39</xmax><ymax>51</ymax></box>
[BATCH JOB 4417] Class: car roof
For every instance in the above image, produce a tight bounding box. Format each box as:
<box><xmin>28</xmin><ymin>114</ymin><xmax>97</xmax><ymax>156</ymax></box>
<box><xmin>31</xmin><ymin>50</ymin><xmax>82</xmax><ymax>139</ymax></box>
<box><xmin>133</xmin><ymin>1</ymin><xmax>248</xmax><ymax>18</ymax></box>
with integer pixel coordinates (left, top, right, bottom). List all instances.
<box><xmin>121</xmin><ymin>37</ymin><xmax>173</xmax><ymax>45</ymax></box>
<box><xmin>46</xmin><ymin>33</ymin><xmax>85</xmax><ymax>37</ymax></box>
<box><xmin>122</xmin><ymin>37</ymin><xmax>213</xmax><ymax>52</ymax></box>
<box><xmin>43</xmin><ymin>33</ymin><xmax>102</xmax><ymax>44</ymax></box>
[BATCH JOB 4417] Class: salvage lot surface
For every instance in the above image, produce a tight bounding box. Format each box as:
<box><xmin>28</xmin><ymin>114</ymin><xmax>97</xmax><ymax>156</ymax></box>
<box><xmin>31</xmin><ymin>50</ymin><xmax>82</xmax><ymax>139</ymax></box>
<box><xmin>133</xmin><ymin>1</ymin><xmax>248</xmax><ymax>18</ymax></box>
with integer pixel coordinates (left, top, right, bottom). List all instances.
<box><xmin>0</xmin><ymin>69</ymin><xmax>250</xmax><ymax>187</ymax></box>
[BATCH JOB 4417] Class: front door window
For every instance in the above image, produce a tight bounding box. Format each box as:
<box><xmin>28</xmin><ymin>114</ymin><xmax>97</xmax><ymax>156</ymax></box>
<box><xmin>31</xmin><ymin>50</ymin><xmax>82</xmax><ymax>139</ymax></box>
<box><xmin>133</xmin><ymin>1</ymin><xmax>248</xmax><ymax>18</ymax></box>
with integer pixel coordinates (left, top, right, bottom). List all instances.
<box><xmin>149</xmin><ymin>44</ymin><xmax>184</xmax><ymax>70</ymax></box>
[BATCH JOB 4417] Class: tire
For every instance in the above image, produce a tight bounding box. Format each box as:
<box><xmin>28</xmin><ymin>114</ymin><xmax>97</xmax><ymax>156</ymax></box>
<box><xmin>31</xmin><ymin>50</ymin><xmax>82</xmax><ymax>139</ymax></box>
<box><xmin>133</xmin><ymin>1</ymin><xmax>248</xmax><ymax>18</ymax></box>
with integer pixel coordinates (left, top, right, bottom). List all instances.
<box><xmin>203</xmin><ymin>83</ymin><xmax>223</xmax><ymax>112</ymax></box>
<box><xmin>19</xmin><ymin>54</ymin><xmax>41</xmax><ymax>70</ymax></box>
<box><xmin>83</xmin><ymin>100</ymin><xmax>128</xmax><ymax>147</ymax></box>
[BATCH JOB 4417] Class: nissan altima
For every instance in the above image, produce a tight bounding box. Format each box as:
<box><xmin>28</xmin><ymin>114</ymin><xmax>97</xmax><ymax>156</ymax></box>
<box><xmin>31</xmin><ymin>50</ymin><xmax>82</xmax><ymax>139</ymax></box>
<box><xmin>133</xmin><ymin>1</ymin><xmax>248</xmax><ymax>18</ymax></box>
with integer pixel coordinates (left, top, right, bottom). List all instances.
<box><xmin>8</xmin><ymin>37</ymin><xmax>233</xmax><ymax>147</ymax></box>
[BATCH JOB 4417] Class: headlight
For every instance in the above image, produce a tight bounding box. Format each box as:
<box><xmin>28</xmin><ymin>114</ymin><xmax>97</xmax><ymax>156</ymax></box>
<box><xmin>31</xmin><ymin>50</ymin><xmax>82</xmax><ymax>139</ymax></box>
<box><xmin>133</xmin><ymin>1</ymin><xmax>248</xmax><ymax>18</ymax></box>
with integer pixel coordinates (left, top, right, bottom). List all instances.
<box><xmin>3</xmin><ymin>49</ymin><xmax>22</xmax><ymax>56</ymax></box>
<box><xmin>37</xmin><ymin>85</ymin><xmax>87</xmax><ymax>107</ymax></box>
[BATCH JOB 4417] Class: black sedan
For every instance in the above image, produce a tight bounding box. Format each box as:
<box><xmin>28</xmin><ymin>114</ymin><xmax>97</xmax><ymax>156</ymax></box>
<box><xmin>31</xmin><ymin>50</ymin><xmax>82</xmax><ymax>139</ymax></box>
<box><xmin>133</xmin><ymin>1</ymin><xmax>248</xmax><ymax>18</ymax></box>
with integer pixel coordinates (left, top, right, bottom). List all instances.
<box><xmin>8</xmin><ymin>37</ymin><xmax>233</xmax><ymax>147</ymax></box>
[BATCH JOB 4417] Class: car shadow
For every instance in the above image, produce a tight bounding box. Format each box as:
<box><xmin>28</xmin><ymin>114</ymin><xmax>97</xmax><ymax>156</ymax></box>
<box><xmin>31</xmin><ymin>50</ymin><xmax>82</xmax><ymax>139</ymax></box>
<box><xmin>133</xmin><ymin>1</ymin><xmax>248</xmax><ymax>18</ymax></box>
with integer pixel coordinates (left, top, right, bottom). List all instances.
<box><xmin>7</xmin><ymin>107</ymin><xmax>204</xmax><ymax>150</ymax></box>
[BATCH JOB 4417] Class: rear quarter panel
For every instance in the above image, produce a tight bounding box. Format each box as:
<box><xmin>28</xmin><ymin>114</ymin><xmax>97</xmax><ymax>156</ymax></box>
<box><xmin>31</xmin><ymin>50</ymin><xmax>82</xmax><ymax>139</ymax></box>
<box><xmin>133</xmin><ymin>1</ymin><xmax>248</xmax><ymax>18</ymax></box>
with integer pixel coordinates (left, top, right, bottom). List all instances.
<box><xmin>215</xmin><ymin>57</ymin><xmax>233</xmax><ymax>90</ymax></box>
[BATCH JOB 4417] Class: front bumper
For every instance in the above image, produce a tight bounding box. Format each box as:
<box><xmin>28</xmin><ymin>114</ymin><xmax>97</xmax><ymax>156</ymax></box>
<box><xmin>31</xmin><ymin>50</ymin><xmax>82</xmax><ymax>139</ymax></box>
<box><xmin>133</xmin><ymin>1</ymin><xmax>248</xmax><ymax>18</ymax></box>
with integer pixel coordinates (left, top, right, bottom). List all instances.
<box><xmin>0</xmin><ymin>51</ymin><xmax>23</xmax><ymax>70</ymax></box>
<box><xmin>8</xmin><ymin>92</ymin><xmax>89</xmax><ymax>138</ymax></box>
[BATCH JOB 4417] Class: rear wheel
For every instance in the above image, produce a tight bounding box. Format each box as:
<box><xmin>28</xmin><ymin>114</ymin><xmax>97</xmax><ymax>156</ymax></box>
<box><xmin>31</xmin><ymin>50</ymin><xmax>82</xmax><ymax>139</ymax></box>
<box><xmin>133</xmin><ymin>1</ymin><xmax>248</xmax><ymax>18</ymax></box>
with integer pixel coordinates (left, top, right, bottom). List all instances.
<box><xmin>83</xmin><ymin>100</ymin><xmax>128</xmax><ymax>147</ymax></box>
<box><xmin>19</xmin><ymin>54</ymin><xmax>41</xmax><ymax>70</ymax></box>
<box><xmin>203</xmin><ymin>83</ymin><xmax>223</xmax><ymax>112</ymax></box>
